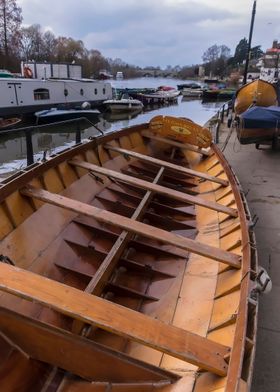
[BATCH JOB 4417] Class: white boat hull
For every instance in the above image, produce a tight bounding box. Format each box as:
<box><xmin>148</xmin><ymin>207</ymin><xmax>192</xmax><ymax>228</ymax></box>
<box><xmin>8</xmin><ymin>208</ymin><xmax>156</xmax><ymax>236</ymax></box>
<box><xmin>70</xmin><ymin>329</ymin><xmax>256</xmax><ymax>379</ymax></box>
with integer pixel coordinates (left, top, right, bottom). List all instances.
<box><xmin>181</xmin><ymin>89</ymin><xmax>203</xmax><ymax>97</ymax></box>
<box><xmin>0</xmin><ymin>78</ymin><xmax>113</xmax><ymax>116</ymax></box>
<box><xmin>104</xmin><ymin>98</ymin><xmax>143</xmax><ymax>113</ymax></box>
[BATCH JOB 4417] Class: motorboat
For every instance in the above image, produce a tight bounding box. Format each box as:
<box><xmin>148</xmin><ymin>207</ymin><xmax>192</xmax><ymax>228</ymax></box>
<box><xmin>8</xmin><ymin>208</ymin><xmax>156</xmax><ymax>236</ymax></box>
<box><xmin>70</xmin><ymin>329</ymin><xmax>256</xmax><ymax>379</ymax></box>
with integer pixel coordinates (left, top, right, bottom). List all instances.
<box><xmin>103</xmin><ymin>94</ymin><xmax>143</xmax><ymax>113</ymax></box>
<box><xmin>181</xmin><ymin>88</ymin><xmax>203</xmax><ymax>98</ymax></box>
<box><xmin>35</xmin><ymin>107</ymin><xmax>100</xmax><ymax>123</ymax></box>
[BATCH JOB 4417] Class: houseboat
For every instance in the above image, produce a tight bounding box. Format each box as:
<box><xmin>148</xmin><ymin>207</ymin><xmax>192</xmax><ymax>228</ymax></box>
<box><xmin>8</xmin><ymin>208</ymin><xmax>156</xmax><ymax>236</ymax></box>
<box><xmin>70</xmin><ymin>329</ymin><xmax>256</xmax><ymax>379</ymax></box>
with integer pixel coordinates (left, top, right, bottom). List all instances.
<box><xmin>0</xmin><ymin>62</ymin><xmax>113</xmax><ymax>117</ymax></box>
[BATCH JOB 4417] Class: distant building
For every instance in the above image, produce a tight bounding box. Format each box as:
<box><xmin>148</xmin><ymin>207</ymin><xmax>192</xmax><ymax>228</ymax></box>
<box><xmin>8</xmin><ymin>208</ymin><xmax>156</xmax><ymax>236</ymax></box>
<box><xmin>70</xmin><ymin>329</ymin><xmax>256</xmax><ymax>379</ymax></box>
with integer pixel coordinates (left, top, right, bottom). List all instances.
<box><xmin>246</xmin><ymin>71</ymin><xmax>260</xmax><ymax>81</ymax></box>
<box><xmin>258</xmin><ymin>40</ymin><xmax>280</xmax><ymax>82</ymax></box>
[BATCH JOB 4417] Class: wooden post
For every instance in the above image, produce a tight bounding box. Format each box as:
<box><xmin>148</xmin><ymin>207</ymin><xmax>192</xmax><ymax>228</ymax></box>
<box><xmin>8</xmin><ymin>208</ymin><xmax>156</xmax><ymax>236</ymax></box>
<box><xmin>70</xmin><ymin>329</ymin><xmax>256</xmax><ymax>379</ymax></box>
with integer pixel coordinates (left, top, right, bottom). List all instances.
<box><xmin>25</xmin><ymin>130</ymin><xmax>34</xmax><ymax>166</ymax></box>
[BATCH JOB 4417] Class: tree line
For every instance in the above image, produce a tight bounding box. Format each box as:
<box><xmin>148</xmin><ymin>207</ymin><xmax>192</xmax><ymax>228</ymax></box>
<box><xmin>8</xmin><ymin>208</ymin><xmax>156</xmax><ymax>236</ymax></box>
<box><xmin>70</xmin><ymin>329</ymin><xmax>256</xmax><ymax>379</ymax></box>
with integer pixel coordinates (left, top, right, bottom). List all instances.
<box><xmin>0</xmin><ymin>0</ymin><xmax>141</xmax><ymax>78</ymax></box>
<box><xmin>200</xmin><ymin>39</ymin><xmax>263</xmax><ymax>80</ymax></box>
<box><xmin>0</xmin><ymin>0</ymin><xmax>265</xmax><ymax>80</ymax></box>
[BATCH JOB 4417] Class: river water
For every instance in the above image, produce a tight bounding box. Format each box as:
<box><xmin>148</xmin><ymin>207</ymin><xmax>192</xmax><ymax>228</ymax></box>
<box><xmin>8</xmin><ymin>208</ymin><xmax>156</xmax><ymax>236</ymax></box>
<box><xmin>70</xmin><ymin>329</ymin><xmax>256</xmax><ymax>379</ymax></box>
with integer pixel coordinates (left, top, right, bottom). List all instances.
<box><xmin>0</xmin><ymin>77</ymin><xmax>225</xmax><ymax>179</ymax></box>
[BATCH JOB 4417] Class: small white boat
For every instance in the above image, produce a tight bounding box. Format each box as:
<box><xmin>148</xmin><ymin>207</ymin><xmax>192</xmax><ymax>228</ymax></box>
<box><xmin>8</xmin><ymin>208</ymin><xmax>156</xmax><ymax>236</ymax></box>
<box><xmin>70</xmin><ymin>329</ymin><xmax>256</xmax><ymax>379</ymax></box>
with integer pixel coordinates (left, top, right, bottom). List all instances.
<box><xmin>103</xmin><ymin>94</ymin><xmax>143</xmax><ymax>113</ymax></box>
<box><xmin>116</xmin><ymin>71</ymin><xmax>124</xmax><ymax>80</ymax></box>
<box><xmin>157</xmin><ymin>86</ymin><xmax>180</xmax><ymax>99</ymax></box>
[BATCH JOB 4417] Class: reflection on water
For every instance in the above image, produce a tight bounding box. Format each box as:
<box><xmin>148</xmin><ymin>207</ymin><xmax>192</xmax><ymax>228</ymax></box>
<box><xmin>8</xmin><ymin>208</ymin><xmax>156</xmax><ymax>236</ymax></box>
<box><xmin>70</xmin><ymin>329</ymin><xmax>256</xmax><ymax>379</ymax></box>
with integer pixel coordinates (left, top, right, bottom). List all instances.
<box><xmin>0</xmin><ymin>77</ymin><xmax>226</xmax><ymax>179</ymax></box>
<box><xmin>103</xmin><ymin>108</ymin><xmax>143</xmax><ymax>123</ymax></box>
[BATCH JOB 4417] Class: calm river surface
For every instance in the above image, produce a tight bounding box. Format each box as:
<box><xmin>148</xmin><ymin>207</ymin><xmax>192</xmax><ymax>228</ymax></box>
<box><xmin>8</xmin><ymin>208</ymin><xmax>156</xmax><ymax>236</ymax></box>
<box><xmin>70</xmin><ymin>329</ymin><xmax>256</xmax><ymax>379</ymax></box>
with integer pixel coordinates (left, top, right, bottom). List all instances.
<box><xmin>0</xmin><ymin>77</ymin><xmax>225</xmax><ymax>179</ymax></box>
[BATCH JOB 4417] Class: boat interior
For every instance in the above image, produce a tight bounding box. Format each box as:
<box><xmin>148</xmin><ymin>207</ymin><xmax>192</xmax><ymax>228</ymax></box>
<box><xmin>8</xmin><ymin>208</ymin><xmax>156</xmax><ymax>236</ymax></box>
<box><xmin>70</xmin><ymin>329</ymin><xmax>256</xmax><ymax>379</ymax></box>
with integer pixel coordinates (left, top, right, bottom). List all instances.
<box><xmin>0</xmin><ymin>122</ymin><xmax>258</xmax><ymax>392</ymax></box>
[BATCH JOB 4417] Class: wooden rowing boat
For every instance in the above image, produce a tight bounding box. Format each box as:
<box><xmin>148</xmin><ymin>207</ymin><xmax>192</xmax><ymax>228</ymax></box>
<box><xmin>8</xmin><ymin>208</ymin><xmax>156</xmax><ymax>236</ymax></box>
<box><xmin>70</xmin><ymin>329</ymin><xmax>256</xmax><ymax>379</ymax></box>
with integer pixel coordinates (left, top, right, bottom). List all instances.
<box><xmin>236</xmin><ymin>106</ymin><xmax>280</xmax><ymax>146</ymax></box>
<box><xmin>234</xmin><ymin>79</ymin><xmax>278</xmax><ymax>115</ymax></box>
<box><xmin>0</xmin><ymin>116</ymin><xmax>259</xmax><ymax>391</ymax></box>
<box><xmin>0</xmin><ymin>117</ymin><xmax>21</xmax><ymax>130</ymax></box>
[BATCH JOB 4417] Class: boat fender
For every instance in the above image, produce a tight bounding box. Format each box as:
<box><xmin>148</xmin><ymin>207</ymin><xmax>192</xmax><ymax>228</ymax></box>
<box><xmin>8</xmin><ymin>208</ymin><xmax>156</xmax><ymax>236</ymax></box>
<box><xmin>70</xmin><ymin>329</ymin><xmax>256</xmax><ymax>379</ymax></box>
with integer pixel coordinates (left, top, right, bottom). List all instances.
<box><xmin>256</xmin><ymin>267</ymin><xmax>272</xmax><ymax>294</ymax></box>
<box><xmin>81</xmin><ymin>101</ymin><xmax>91</xmax><ymax>109</ymax></box>
<box><xmin>23</xmin><ymin>66</ymin><xmax>33</xmax><ymax>78</ymax></box>
<box><xmin>227</xmin><ymin>115</ymin><xmax>232</xmax><ymax>128</ymax></box>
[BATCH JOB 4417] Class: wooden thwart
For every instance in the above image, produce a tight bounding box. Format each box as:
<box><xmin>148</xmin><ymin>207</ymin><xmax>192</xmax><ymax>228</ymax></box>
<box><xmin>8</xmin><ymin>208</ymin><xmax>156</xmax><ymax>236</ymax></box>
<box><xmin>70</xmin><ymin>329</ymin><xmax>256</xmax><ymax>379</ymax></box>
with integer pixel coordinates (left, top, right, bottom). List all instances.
<box><xmin>141</xmin><ymin>130</ymin><xmax>212</xmax><ymax>156</ymax></box>
<box><xmin>68</xmin><ymin>160</ymin><xmax>238</xmax><ymax>217</ymax></box>
<box><xmin>0</xmin><ymin>263</ymin><xmax>230</xmax><ymax>376</ymax></box>
<box><xmin>104</xmin><ymin>144</ymin><xmax>228</xmax><ymax>186</ymax></box>
<box><xmin>21</xmin><ymin>186</ymin><xmax>241</xmax><ymax>267</ymax></box>
<box><xmin>0</xmin><ymin>306</ymin><xmax>178</xmax><ymax>383</ymax></box>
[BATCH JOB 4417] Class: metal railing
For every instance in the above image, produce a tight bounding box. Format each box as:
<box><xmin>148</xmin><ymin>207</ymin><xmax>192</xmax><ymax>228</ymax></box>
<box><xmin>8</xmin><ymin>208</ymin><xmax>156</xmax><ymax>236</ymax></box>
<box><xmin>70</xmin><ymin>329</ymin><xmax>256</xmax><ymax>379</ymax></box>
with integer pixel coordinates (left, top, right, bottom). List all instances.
<box><xmin>0</xmin><ymin>117</ymin><xmax>104</xmax><ymax>167</ymax></box>
<box><xmin>213</xmin><ymin>100</ymin><xmax>232</xmax><ymax>144</ymax></box>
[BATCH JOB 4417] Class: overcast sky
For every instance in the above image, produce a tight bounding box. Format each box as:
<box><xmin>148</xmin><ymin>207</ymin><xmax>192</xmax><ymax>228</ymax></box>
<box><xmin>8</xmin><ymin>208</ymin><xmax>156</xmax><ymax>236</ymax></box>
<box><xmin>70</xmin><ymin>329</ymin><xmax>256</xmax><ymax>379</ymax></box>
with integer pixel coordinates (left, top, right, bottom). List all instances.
<box><xmin>18</xmin><ymin>0</ymin><xmax>280</xmax><ymax>68</ymax></box>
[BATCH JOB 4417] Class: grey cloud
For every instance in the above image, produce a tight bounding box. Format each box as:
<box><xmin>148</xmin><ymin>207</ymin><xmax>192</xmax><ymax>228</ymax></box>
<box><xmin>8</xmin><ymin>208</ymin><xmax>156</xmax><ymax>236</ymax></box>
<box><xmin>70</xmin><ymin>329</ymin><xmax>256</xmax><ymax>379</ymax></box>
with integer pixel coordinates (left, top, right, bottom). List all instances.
<box><xmin>18</xmin><ymin>0</ymin><xmax>279</xmax><ymax>67</ymax></box>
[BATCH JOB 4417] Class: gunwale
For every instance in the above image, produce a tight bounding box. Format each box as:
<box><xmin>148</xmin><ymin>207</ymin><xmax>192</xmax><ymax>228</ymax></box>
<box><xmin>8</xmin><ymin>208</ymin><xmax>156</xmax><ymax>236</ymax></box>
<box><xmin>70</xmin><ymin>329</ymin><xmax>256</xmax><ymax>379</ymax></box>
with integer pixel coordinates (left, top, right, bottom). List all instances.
<box><xmin>0</xmin><ymin>122</ymin><xmax>257</xmax><ymax>392</ymax></box>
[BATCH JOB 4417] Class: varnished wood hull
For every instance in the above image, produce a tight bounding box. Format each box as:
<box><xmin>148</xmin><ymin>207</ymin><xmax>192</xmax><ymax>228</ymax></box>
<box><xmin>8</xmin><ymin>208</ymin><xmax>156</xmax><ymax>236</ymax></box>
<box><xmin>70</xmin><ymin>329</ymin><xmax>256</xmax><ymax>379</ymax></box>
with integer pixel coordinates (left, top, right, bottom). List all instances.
<box><xmin>0</xmin><ymin>122</ymin><xmax>258</xmax><ymax>391</ymax></box>
<box><xmin>234</xmin><ymin>79</ymin><xmax>278</xmax><ymax>115</ymax></box>
<box><xmin>237</xmin><ymin>126</ymin><xmax>276</xmax><ymax>144</ymax></box>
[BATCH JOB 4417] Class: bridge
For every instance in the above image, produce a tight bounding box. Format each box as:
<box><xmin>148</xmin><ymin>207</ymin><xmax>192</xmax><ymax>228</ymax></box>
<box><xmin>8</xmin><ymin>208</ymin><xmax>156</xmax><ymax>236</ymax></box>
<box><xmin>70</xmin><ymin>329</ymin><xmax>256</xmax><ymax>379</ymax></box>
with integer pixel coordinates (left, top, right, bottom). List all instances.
<box><xmin>139</xmin><ymin>69</ymin><xmax>178</xmax><ymax>78</ymax></box>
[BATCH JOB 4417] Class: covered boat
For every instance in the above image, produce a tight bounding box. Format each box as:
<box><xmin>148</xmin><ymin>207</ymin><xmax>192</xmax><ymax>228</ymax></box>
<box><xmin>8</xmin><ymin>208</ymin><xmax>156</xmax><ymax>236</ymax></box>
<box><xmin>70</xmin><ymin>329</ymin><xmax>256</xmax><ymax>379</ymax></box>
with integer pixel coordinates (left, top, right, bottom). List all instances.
<box><xmin>237</xmin><ymin>105</ymin><xmax>280</xmax><ymax>145</ymax></box>
<box><xmin>0</xmin><ymin>115</ymin><xmax>260</xmax><ymax>392</ymax></box>
<box><xmin>234</xmin><ymin>79</ymin><xmax>278</xmax><ymax>115</ymax></box>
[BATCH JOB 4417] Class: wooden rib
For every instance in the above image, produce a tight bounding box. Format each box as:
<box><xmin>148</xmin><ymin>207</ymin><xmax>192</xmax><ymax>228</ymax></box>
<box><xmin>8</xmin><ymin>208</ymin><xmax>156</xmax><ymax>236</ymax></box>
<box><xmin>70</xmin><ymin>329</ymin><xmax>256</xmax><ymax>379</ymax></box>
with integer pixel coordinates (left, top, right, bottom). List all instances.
<box><xmin>208</xmin><ymin>314</ymin><xmax>238</xmax><ymax>333</ymax></box>
<box><xmin>83</xmin><ymin>168</ymin><xmax>165</xmax><ymax>295</ymax></box>
<box><xmin>56</xmin><ymin>253</ymin><xmax>175</xmax><ymax>280</ymax></box>
<box><xmin>119</xmin><ymin>258</ymin><xmax>175</xmax><ymax>278</ymax></box>
<box><xmin>0</xmin><ymin>306</ymin><xmax>178</xmax><ymax>383</ymax></box>
<box><xmin>141</xmin><ymin>130</ymin><xmax>212</xmax><ymax>156</ymax></box>
<box><xmin>106</xmin><ymin>282</ymin><xmax>159</xmax><ymax>301</ymax></box>
<box><xmin>72</xmin><ymin>167</ymin><xmax>165</xmax><ymax>334</ymax></box>
<box><xmin>73</xmin><ymin>164</ymin><xmax>177</xmax><ymax>335</ymax></box>
<box><xmin>21</xmin><ymin>186</ymin><xmax>241</xmax><ymax>268</ymax></box>
<box><xmin>121</xmin><ymin>168</ymin><xmax>199</xmax><ymax>196</ymax></box>
<box><xmin>69</xmin><ymin>223</ymin><xmax>187</xmax><ymax>259</ymax></box>
<box><xmin>95</xmin><ymin>195</ymin><xmax>197</xmax><ymax>230</ymax></box>
<box><xmin>0</xmin><ymin>263</ymin><xmax>230</xmax><ymax>376</ymax></box>
<box><xmin>106</xmin><ymin>185</ymin><xmax>196</xmax><ymax>218</ymax></box>
<box><xmin>127</xmin><ymin>162</ymin><xmax>198</xmax><ymax>187</ymax></box>
<box><xmin>220</xmin><ymin>221</ymin><xmax>241</xmax><ymax>239</ymax></box>
<box><xmin>68</xmin><ymin>160</ymin><xmax>237</xmax><ymax>217</ymax></box>
<box><xmin>104</xmin><ymin>144</ymin><xmax>228</xmax><ymax>186</ymax></box>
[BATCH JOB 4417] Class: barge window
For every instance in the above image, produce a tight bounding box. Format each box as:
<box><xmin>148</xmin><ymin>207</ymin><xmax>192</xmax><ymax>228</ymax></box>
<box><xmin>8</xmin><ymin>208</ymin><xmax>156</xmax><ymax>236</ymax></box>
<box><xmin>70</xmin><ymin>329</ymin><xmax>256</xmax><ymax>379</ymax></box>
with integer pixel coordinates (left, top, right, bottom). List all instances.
<box><xmin>80</xmin><ymin>88</ymin><xmax>84</xmax><ymax>96</ymax></box>
<box><xmin>103</xmin><ymin>88</ymin><xmax>106</xmax><ymax>94</ymax></box>
<box><xmin>94</xmin><ymin>88</ymin><xmax>98</xmax><ymax>95</ymax></box>
<box><xmin>34</xmin><ymin>88</ymin><xmax>50</xmax><ymax>100</ymax></box>
<box><xmin>64</xmin><ymin>89</ymin><xmax>68</xmax><ymax>96</ymax></box>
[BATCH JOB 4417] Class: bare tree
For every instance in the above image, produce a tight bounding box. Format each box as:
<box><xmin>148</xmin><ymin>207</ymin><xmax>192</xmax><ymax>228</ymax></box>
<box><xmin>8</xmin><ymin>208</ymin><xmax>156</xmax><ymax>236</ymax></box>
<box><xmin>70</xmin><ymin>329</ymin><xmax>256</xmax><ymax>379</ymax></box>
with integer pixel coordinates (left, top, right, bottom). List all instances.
<box><xmin>42</xmin><ymin>30</ymin><xmax>57</xmax><ymax>61</ymax></box>
<box><xmin>20</xmin><ymin>24</ymin><xmax>43</xmax><ymax>61</ymax></box>
<box><xmin>0</xmin><ymin>0</ymin><xmax>22</xmax><ymax>57</ymax></box>
<box><xmin>202</xmin><ymin>44</ymin><xmax>220</xmax><ymax>64</ymax></box>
